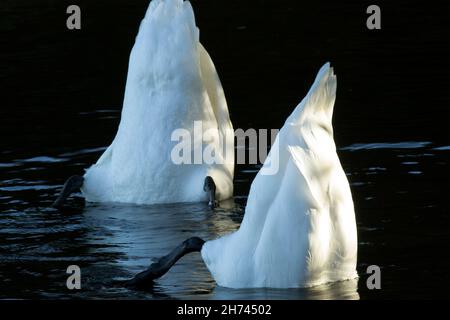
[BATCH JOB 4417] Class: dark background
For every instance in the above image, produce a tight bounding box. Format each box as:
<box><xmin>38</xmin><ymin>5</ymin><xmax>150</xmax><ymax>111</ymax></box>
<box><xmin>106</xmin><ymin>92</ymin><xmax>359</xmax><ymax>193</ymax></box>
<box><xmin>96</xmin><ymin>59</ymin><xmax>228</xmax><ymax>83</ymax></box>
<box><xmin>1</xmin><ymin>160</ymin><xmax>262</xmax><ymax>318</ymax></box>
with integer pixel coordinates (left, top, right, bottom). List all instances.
<box><xmin>1</xmin><ymin>0</ymin><xmax>449</xmax><ymax>158</ymax></box>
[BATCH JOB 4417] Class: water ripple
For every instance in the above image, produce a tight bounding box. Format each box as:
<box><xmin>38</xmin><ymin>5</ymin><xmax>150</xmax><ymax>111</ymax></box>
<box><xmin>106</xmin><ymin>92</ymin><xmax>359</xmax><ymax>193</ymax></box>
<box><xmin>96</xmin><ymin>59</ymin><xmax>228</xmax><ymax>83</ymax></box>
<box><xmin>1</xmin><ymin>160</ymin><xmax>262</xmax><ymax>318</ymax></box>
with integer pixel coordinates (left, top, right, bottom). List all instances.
<box><xmin>340</xmin><ymin>141</ymin><xmax>432</xmax><ymax>151</ymax></box>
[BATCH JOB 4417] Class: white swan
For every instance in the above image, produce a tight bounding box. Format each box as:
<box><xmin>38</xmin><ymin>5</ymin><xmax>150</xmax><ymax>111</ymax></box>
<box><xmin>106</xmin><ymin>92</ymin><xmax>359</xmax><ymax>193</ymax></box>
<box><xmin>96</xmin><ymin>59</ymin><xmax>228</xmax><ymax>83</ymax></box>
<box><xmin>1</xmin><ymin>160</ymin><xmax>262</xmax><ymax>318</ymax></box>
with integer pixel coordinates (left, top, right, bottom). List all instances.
<box><xmin>53</xmin><ymin>0</ymin><xmax>234</xmax><ymax>207</ymax></box>
<box><xmin>129</xmin><ymin>63</ymin><xmax>358</xmax><ymax>289</ymax></box>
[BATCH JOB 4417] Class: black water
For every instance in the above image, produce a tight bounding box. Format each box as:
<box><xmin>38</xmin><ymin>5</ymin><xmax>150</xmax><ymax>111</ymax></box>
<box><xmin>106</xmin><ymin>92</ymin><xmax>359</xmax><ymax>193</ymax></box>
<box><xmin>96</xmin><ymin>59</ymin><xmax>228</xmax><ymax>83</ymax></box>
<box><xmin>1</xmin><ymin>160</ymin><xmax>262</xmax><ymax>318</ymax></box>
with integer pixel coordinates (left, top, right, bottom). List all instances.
<box><xmin>0</xmin><ymin>0</ymin><xmax>449</xmax><ymax>299</ymax></box>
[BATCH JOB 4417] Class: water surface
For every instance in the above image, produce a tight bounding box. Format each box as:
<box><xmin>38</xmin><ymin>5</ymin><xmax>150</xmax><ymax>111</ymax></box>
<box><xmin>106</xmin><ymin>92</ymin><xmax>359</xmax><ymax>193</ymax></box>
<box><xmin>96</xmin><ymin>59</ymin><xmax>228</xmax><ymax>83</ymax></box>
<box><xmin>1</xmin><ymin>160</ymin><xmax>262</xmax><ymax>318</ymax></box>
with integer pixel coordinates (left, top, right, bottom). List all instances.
<box><xmin>0</xmin><ymin>140</ymin><xmax>448</xmax><ymax>299</ymax></box>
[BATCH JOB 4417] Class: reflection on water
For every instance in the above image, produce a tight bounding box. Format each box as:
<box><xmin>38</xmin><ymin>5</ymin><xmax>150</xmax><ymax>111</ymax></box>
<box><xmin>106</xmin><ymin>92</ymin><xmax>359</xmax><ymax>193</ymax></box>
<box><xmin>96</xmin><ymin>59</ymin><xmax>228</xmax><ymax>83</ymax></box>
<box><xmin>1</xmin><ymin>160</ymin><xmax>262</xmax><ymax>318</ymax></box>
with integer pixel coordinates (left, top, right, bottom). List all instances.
<box><xmin>0</xmin><ymin>140</ymin><xmax>448</xmax><ymax>299</ymax></box>
<box><xmin>210</xmin><ymin>280</ymin><xmax>359</xmax><ymax>300</ymax></box>
<box><xmin>340</xmin><ymin>141</ymin><xmax>432</xmax><ymax>151</ymax></box>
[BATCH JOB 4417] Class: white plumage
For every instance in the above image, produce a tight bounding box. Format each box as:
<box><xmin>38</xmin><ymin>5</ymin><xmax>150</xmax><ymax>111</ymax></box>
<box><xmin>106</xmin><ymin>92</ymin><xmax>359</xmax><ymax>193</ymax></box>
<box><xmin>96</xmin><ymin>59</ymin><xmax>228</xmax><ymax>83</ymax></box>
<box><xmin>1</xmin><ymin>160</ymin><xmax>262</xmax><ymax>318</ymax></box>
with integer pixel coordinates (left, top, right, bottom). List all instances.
<box><xmin>81</xmin><ymin>0</ymin><xmax>234</xmax><ymax>204</ymax></box>
<box><xmin>201</xmin><ymin>63</ymin><xmax>358</xmax><ymax>288</ymax></box>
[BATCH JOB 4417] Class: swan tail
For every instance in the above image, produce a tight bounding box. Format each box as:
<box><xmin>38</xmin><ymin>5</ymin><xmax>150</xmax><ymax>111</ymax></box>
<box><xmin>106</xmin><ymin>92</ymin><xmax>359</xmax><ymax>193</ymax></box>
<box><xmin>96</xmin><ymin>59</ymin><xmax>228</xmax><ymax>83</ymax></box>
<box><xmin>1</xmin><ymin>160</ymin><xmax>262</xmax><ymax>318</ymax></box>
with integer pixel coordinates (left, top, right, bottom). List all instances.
<box><xmin>286</xmin><ymin>62</ymin><xmax>337</xmax><ymax>126</ymax></box>
<box><xmin>140</xmin><ymin>0</ymin><xmax>198</xmax><ymax>44</ymax></box>
<box><xmin>129</xmin><ymin>0</ymin><xmax>199</xmax><ymax>79</ymax></box>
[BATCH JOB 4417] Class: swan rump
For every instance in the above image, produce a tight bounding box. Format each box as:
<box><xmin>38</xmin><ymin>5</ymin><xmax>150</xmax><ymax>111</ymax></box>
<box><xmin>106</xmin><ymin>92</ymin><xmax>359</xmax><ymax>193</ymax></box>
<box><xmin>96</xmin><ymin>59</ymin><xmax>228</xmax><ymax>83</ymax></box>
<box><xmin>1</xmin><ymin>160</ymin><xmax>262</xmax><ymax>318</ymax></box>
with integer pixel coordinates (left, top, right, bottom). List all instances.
<box><xmin>81</xmin><ymin>0</ymin><xmax>234</xmax><ymax>205</ymax></box>
<box><xmin>201</xmin><ymin>63</ymin><xmax>358</xmax><ymax>288</ymax></box>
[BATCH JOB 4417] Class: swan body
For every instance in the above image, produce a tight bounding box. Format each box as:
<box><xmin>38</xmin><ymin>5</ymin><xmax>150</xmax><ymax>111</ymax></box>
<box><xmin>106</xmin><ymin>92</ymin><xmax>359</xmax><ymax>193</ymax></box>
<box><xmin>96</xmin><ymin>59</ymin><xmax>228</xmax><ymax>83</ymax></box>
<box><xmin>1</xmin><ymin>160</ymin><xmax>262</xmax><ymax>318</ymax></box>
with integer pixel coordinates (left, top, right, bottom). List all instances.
<box><xmin>201</xmin><ymin>63</ymin><xmax>358</xmax><ymax>288</ymax></box>
<box><xmin>81</xmin><ymin>0</ymin><xmax>234</xmax><ymax>205</ymax></box>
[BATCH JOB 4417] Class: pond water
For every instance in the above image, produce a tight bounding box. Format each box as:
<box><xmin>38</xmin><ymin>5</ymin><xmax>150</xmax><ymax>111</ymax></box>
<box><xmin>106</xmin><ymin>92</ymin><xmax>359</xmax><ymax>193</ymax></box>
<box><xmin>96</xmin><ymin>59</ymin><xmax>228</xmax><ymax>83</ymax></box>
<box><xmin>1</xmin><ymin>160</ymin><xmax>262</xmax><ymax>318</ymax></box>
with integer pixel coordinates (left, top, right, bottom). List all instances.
<box><xmin>0</xmin><ymin>0</ymin><xmax>449</xmax><ymax>299</ymax></box>
<box><xmin>0</xmin><ymin>139</ymin><xmax>448</xmax><ymax>299</ymax></box>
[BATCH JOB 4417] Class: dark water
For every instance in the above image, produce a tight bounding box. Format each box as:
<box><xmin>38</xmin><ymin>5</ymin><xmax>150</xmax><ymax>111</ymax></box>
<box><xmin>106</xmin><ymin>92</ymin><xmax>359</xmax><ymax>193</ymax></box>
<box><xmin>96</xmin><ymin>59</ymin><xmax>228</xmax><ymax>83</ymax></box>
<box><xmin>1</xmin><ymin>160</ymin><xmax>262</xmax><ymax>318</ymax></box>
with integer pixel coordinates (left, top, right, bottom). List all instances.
<box><xmin>0</xmin><ymin>0</ymin><xmax>449</xmax><ymax>299</ymax></box>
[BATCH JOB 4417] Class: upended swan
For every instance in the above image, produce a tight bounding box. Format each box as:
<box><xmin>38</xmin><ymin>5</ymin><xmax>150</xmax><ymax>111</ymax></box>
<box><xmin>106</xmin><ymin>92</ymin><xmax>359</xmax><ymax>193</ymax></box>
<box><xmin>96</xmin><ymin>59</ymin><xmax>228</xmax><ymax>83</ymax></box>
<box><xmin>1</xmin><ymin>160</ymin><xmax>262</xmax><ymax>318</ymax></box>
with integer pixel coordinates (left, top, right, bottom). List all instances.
<box><xmin>128</xmin><ymin>63</ymin><xmax>358</xmax><ymax>289</ymax></box>
<box><xmin>53</xmin><ymin>0</ymin><xmax>234</xmax><ymax>208</ymax></box>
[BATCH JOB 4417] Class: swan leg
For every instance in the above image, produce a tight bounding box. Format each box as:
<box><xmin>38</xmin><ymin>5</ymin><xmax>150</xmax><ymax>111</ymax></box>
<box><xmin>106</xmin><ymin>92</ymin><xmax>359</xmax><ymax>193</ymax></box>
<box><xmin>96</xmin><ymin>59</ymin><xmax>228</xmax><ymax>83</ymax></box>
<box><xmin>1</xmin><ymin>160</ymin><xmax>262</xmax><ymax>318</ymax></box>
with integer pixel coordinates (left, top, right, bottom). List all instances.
<box><xmin>126</xmin><ymin>237</ymin><xmax>205</xmax><ymax>288</ymax></box>
<box><xmin>203</xmin><ymin>176</ymin><xmax>217</xmax><ymax>208</ymax></box>
<box><xmin>51</xmin><ymin>175</ymin><xmax>84</xmax><ymax>209</ymax></box>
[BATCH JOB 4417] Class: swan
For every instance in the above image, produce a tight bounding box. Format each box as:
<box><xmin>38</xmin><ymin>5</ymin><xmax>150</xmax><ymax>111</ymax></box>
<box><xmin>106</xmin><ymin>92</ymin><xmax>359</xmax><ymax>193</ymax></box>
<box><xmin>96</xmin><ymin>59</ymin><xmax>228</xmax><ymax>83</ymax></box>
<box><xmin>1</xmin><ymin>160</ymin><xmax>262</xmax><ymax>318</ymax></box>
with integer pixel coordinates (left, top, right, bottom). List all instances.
<box><xmin>128</xmin><ymin>63</ymin><xmax>358</xmax><ymax>289</ymax></box>
<box><xmin>53</xmin><ymin>0</ymin><xmax>234</xmax><ymax>208</ymax></box>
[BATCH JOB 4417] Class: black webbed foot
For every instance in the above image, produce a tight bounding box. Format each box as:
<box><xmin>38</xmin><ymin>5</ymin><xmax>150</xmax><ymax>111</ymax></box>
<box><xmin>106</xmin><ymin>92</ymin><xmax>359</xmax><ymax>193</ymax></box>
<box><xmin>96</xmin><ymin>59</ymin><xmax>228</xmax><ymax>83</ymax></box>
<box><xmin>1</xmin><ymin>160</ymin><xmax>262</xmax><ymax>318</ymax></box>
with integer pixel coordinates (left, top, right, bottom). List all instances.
<box><xmin>52</xmin><ymin>175</ymin><xmax>84</xmax><ymax>209</ymax></box>
<box><xmin>126</xmin><ymin>237</ymin><xmax>205</xmax><ymax>289</ymax></box>
<box><xmin>203</xmin><ymin>176</ymin><xmax>217</xmax><ymax>208</ymax></box>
